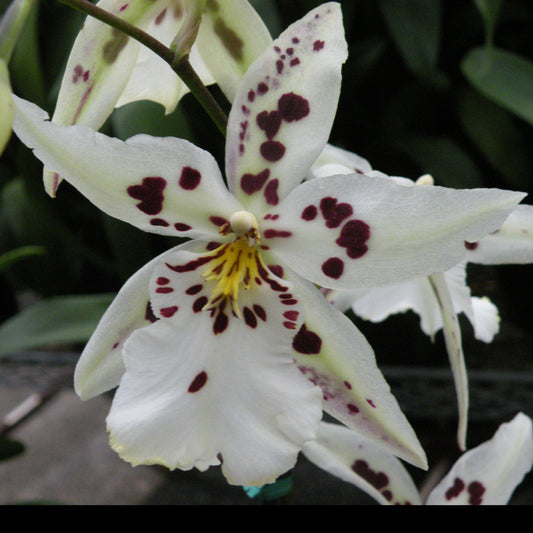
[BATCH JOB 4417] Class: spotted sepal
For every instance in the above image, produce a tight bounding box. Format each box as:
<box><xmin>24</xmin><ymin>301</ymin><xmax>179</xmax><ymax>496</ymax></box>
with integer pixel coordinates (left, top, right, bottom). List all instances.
<box><xmin>225</xmin><ymin>2</ymin><xmax>348</xmax><ymax>215</ymax></box>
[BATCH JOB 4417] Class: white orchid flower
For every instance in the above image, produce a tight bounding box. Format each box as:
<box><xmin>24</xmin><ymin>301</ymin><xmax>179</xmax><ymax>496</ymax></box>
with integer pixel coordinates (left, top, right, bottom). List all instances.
<box><xmin>304</xmin><ymin>412</ymin><xmax>533</xmax><ymax>505</ymax></box>
<box><xmin>11</xmin><ymin>3</ymin><xmax>525</xmax><ymax>487</ymax></box>
<box><xmin>45</xmin><ymin>0</ymin><xmax>272</xmax><ymax>196</ymax></box>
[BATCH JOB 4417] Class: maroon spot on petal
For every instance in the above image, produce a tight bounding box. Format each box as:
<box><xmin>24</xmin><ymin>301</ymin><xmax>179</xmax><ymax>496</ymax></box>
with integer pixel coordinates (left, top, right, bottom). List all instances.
<box><xmin>248</xmin><ymin>90</ymin><xmax>255</xmax><ymax>102</ymax></box>
<box><xmin>119</xmin><ymin>3</ymin><xmax>128</xmax><ymax>11</ymax></box>
<box><xmin>127</xmin><ymin>176</ymin><xmax>166</xmax><ymax>215</ymax></box>
<box><xmin>206</xmin><ymin>241</ymin><xmax>221</xmax><ymax>251</ymax></box>
<box><xmin>243</xmin><ymin>307</ymin><xmax>257</xmax><ymax>329</ymax></box>
<box><xmin>188</xmin><ymin>371</ymin><xmax>208</xmax><ymax>393</ymax></box>
<box><xmin>274</xmin><ymin>45</ymin><xmax>281</xmax><ymax>53</ymax></box>
<box><xmin>283</xmin><ymin>321</ymin><xmax>297</xmax><ymax>330</ymax></box>
<box><xmin>302</xmin><ymin>205</ymin><xmax>318</xmax><ymax>221</ymax></box>
<box><xmin>319</xmin><ymin>197</ymin><xmax>353</xmax><ymax>228</ymax></box>
<box><xmin>445</xmin><ymin>478</ymin><xmax>465</xmax><ymax>501</ymax></box>
<box><xmin>257</xmin><ymin>82</ymin><xmax>269</xmax><ymax>94</ymax></box>
<box><xmin>186</xmin><ymin>284</ymin><xmax>203</xmax><ymax>295</ymax></box>
<box><xmin>213</xmin><ymin>311</ymin><xmax>229</xmax><ymax>334</ymax></box>
<box><xmin>179</xmin><ymin>166</ymin><xmax>201</xmax><ymax>190</ymax></box>
<box><xmin>336</xmin><ymin>220</ymin><xmax>370</xmax><ymax>259</ymax></box>
<box><xmin>112</xmin><ymin>341</ymin><xmax>120</xmax><ymax>349</ymax></box>
<box><xmin>281</xmin><ymin>298</ymin><xmax>298</xmax><ymax>306</ymax></box>
<box><xmin>322</xmin><ymin>257</ymin><xmax>344</xmax><ymax>279</ymax></box>
<box><xmin>468</xmin><ymin>481</ymin><xmax>485</xmax><ymax>505</ymax></box>
<box><xmin>293</xmin><ymin>324</ymin><xmax>322</xmax><ymax>354</ymax></box>
<box><xmin>160</xmin><ymin>306</ymin><xmax>178</xmax><ymax>317</ymax></box>
<box><xmin>209</xmin><ymin>216</ymin><xmax>227</xmax><ymax>227</ymax></box>
<box><xmin>278</xmin><ymin>92</ymin><xmax>310</xmax><ymax>122</ymax></box>
<box><xmin>465</xmin><ymin>241</ymin><xmax>478</xmax><ymax>250</ymax></box>
<box><xmin>145</xmin><ymin>301</ymin><xmax>158</xmax><ymax>323</ymax></box>
<box><xmin>256</xmin><ymin>110</ymin><xmax>282</xmax><ymax>139</ymax></box>
<box><xmin>174</xmin><ymin>222</ymin><xmax>192</xmax><ymax>231</ymax></box>
<box><xmin>72</xmin><ymin>64</ymin><xmax>90</xmax><ymax>83</ymax></box>
<box><xmin>263</xmin><ymin>229</ymin><xmax>292</xmax><ymax>239</ymax></box>
<box><xmin>382</xmin><ymin>490</ymin><xmax>393</xmax><ymax>502</ymax></box>
<box><xmin>367</xmin><ymin>398</ymin><xmax>376</xmax><ymax>408</ymax></box>
<box><xmin>344</xmin><ymin>380</ymin><xmax>352</xmax><ymax>390</ymax></box>
<box><xmin>276</xmin><ymin>59</ymin><xmax>284</xmax><ymax>74</ymax></box>
<box><xmin>193</xmin><ymin>296</ymin><xmax>208</xmax><ymax>313</ymax></box>
<box><xmin>290</xmin><ymin>58</ymin><xmax>300</xmax><ymax>67</ymax></box>
<box><xmin>268</xmin><ymin>264</ymin><xmax>284</xmax><ymax>278</ymax></box>
<box><xmin>313</xmin><ymin>40</ymin><xmax>325</xmax><ymax>51</ymax></box>
<box><xmin>292</xmin><ymin>37</ymin><xmax>299</xmax><ymax>44</ymax></box>
<box><xmin>264</xmin><ymin>179</ymin><xmax>280</xmax><ymax>206</ymax></box>
<box><xmin>286</xmin><ymin>47</ymin><xmax>294</xmax><ymax>56</ymax></box>
<box><xmin>283</xmin><ymin>310</ymin><xmax>299</xmax><ymax>321</ymax></box>
<box><xmin>352</xmin><ymin>460</ymin><xmax>389</xmax><ymax>491</ymax></box>
<box><xmin>150</xmin><ymin>218</ymin><xmax>169</xmax><ymax>227</ymax></box>
<box><xmin>241</xmin><ymin>105</ymin><xmax>250</xmax><ymax>115</ymax></box>
<box><xmin>347</xmin><ymin>403</ymin><xmax>359</xmax><ymax>414</ymax></box>
<box><xmin>260</xmin><ymin>141</ymin><xmax>286</xmax><ymax>162</ymax></box>
<box><xmin>241</xmin><ymin>169</ymin><xmax>270</xmax><ymax>195</ymax></box>
<box><xmin>156</xmin><ymin>277</ymin><xmax>170</xmax><ymax>285</ymax></box>
<box><xmin>166</xmin><ymin>255</ymin><xmax>214</xmax><ymax>273</ymax></box>
<box><xmin>155</xmin><ymin>8</ymin><xmax>167</xmax><ymax>24</ymax></box>
<box><xmin>156</xmin><ymin>286</ymin><xmax>173</xmax><ymax>294</ymax></box>
<box><xmin>253</xmin><ymin>304</ymin><xmax>267</xmax><ymax>321</ymax></box>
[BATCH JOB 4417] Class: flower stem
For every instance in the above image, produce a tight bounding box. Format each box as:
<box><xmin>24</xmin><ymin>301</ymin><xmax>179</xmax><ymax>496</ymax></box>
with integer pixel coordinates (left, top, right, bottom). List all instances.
<box><xmin>56</xmin><ymin>0</ymin><xmax>228</xmax><ymax>136</ymax></box>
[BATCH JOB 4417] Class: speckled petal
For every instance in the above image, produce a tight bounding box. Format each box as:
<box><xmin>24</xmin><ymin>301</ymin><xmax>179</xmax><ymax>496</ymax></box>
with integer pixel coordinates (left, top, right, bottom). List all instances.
<box><xmin>12</xmin><ymin>95</ymin><xmax>242</xmax><ymax>238</ymax></box>
<box><xmin>426</xmin><ymin>413</ymin><xmax>533</xmax><ymax>505</ymax></box>
<box><xmin>195</xmin><ymin>0</ymin><xmax>273</xmax><ymax>102</ymax></box>
<box><xmin>265</xmin><ymin>173</ymin><xmax>525</xmax><ymax>290</ymax></box>
<box><xmin>302</xmin><ymin>421</ymin><xmax>422</xmax><ymax>505</ymax></box>
<box><xmin>225</xmin><ymin>2</ymin><xmax>348</xmax><ymax>215</ymax></box>
<box><xmin>285</xmin><ymin>269</ymin><xmax>428</xmax><ymax>470</ymax></box>
<box><xmin>106</xmin><ymin>246</ymin><xmax>322</xmax><ymax>486</ymax></box>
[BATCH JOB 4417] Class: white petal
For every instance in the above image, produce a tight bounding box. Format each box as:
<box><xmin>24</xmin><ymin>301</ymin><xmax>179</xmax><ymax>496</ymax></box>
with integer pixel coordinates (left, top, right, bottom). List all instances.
<box><xmin>195</xmin><ymin>0</ymin><xmax>273</xmax><ymax>102</ymax></box>
<box><xmin>106</xmin><ymin>245</ymin><xmax>322</xmax><ymax>486</ymax></box>
<box><xmin>74</xmin><ymin>243</ymin><xmax>191</xmax><ymax>400</ymax></box>
<box><xmin>465</xmin><ymin>204</ymin><xmax>533</xmax><ymax>264</ymax></box>
<box><xmin>225</xmin><ymin>2</ymin><xmax>348</xmax><ymax>214</ymax></box>
<box><xmin>470</xmin><ymin>296</ymin><xmax>500</xmax><ymax>343</ymax></box>
<box><xmin>302</xmin><ymin>421</ymin><xmax>422</xmax><ymax>505</ymax></box>
<box><xmin>309</xmin><ymin>143</ymin><xmax>373</xmax><ymax>178</ymax></box>
<box><xmin>12</xmin><ymin>95</ymin><xmax>242</xmax><ymax>237</ymax></box>
<box><xmin>265</xmin><ymin>173</ymin><xmax>525</xmax><ymax>289</ymax></box>
<box><xmin>426</xmin><ymin>413</ymin><xmax>533</xmax><ymax>505</ymax></box>
<box><xmin>285</xmin><ymin>269</ymin><xmax>428</xmax><ymax>470</ymax></box>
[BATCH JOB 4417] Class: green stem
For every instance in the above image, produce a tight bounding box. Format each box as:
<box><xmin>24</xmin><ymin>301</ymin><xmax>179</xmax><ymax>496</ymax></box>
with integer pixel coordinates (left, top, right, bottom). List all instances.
<box><xmin>56</xmin><ymin>0</ymin><xmax>227</xmax><ymax>136</ymax></box>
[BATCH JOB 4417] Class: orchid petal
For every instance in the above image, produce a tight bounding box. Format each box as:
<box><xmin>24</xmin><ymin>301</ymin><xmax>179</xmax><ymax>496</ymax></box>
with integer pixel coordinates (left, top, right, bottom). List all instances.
<box><xmin>265</xmin><ymin>173</ymin><xmax>525</xmax><ymax>289</ymax></box>
<box><xmin>50</xmin><ymin>0</ymin><xmax>167</xmax><ymax>129</ymax></box>
<box><xmin>195</xmin><ymin>0</ymin><xmax>272</xmax><ymax>102</ymax></box>
<box><xmin>0</xmin><ymin>60</ymin><xmax>13</xmax><ymax>154</ymax></box>
<box><xmin>465</xmin><ymin>204</ymin><xmax>533</xmax><ymax>265</ymax></box>
<box><xmin>115</xmin><ymin>3</ymin><xmax>215</xmax><ymax>113</ymax></box>
<box><xmin>74</xmin><ymin>243</ymin><xmax>201</xmax><ymax>400</ymax></box>
<box><xmin>428</xmin><ymin>273</ymin><xmax>469</xmax><ymax>451</ymax></box>
<box><xmin>426</xmin><ymin>413</ymin><xmax>533</xmax><ymax>505</ymax></box>
<box><xmin>309</xmin><ymin>143</ymin><xmax>373</xmax><ymax>178</ymax></box>
<box><xmin>12</xmin><ymin>95</ymin><xmax>242</xmax><ymax>238</ymax></box>
<box><xmin>470</xmin><ymin>296</ymin><xmax>500</xmax><ymax>343</ymax></box>
<box><xmin>285</xmin><ymin>269</ymin><xmax>428</xmax><ymax>470</ymax></box>
<box><xmin>106</xmin><ymin>246</ymin><xmax>322</xmax><ymax>486</ymax></box>
<box><xmin>302</xmin><ymin>421</ymin><xmax>422</xmax><ymax>505</ymax></box>
<box><xmin>225</xmin><ymin>2</ymin><xmax>348</xmax><ymax>214</ymax></box>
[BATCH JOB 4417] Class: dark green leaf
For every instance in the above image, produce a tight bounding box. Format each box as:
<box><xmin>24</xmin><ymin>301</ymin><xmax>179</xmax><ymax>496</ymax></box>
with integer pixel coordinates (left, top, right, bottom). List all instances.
<box><xmin>461</xmin><ymin>46</ymin><xmax>533</xmax><ymax>127</ymax></box>
<box><xmin>0</xmin><ymin>437</ymin><xmax>25</xmax><ymax>461</ymax></box>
